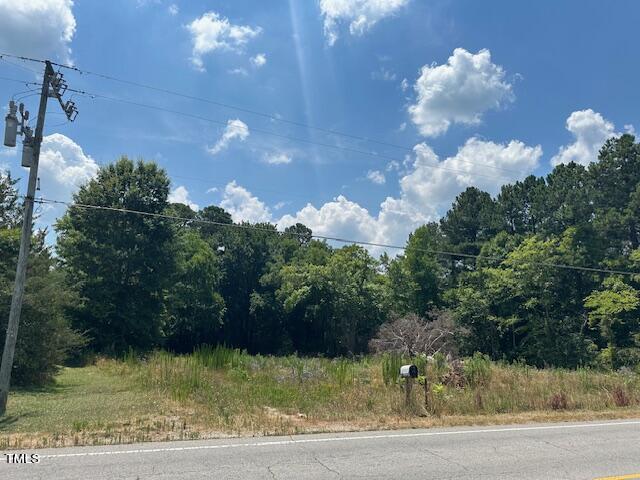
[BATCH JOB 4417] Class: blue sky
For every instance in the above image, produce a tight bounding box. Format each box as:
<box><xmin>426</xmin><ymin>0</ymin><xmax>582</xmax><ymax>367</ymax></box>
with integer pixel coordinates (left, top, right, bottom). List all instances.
<box><xmin>0</xmin><ymin>0</ymin><xmax>638</xmax><ymax>250</ymax></box>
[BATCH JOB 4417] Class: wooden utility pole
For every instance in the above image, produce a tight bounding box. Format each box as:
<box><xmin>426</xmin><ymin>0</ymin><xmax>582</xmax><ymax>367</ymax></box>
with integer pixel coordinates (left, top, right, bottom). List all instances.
<box><xmin>0</xmin><ymin>60</ymin><xmax>75</xmax><ymax>415</ymax></box>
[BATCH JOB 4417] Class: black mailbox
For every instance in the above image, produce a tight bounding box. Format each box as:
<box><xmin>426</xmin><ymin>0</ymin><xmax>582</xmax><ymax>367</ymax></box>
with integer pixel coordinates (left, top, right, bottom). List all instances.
<box><xmin>399</xmin><ymin>364</ymin><xmax>418</xmax><ymax>378</ymax></box>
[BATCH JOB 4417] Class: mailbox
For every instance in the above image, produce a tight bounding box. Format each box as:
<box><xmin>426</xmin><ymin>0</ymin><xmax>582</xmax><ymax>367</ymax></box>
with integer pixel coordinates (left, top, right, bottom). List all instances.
<box><xmin>399</xmin><ymin>364</ymin><xmax>418</xmax><ymax>378</ymax></box>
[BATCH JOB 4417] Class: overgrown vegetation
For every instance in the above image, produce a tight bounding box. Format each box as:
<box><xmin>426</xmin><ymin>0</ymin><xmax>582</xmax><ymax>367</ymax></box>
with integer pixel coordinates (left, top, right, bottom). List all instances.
<box><xmin>0</xmin><ymin>174</ymin><xmax>86</xmax><ymax>386</ymax></box>
<box><xmin>2</xmin><ymin>350</ymin><xmax>639</xmax><ymax>448</ymax></box>
<box><xmin>128</xmin><ymin>348</ymin><xmax>640</xmax><ymax>417</ymax></box>
<box><xmin>1</xmin><ymin>134</ymin><xmax>640</xmax><ymax>389</ymax></box>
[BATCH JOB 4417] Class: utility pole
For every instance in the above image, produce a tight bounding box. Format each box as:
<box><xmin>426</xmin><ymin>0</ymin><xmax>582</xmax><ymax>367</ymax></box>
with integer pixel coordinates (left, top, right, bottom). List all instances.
<box><xmin>0</xmin><ymin>60</ymin><xmax>78</xmax><ymax>415</ymax></box>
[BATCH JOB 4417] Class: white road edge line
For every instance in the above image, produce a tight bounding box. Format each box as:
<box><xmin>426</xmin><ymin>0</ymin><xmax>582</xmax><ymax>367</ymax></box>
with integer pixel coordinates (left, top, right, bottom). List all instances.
<box><xmin>40</xmin><ymin>420</ymin><xmax>640</xmax><ymax>459</ymax></box>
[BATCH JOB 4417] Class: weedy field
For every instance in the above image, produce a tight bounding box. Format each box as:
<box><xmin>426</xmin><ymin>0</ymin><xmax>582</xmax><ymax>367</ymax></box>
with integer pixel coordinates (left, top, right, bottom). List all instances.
<box><xmin>1</xmin><ymin>347</ymin><xmax>639</xmax><ymax>449</ymax></box>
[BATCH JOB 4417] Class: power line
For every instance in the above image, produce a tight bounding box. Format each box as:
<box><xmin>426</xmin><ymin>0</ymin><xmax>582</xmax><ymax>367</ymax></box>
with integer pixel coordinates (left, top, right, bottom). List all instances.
<box><xmin>3</xmin><ymin>74</ymin><xmax>527</xmax><ymax>220</ymax></box>
<box><xmin>32</xmin><ymin>196</ymin><xmax>639</xmax><ymax>277</ymax></box>
<box><xmin>0</xmin><ymin>52</ymin><xmax>526</xmax><ymax>177</ymax></box>
<box><xmin>0</xmin><ymin>56</ymin><xmax>42</xmax><ymax>76</ymax></box>
<box><xmin>12</xmin><ymin>90</ymin><xmax>41</xmax><ymax>103</ymax></box>
<box><xmin>0</xmin><ymin>75</ymin><xmax>41</xmax><ymax>87</ymax></box>
<box><xmin>1</xmin><ymin>63</ymin><xmax>531</xmax><ymax>209</ymax></box>
<box><xmin>0</xmin><ymin>52</ymin><xmax>415</xmax><ymax>153</ymax></box>
<box><xmin>65</xmin><ymin>86</ymin><xmax>525</xmax><ymax>183</ymax></box>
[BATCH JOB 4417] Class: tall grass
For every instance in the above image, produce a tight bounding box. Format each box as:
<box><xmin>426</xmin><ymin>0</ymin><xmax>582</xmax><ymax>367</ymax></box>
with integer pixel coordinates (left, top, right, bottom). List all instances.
<box><xmin>5</xmin><ymin>348</ymin><xmax>640</xmax><ymax>449</ymax></box>
<box><xmin>115</xmin><ymin>347</ymin><xmax>640</xmax><ymax>428</ymax></box>
<box><xmin>193</xmin><ymin>345</ymin><xmax>247</xmax><ymax>370</ymax></box>
<box><xmin>381</xmin><ymin>353</ymin><xmax>403</xmax><ymax>386</ymax></box>
<box><xmin>327</xmin><ymin>358</ymin><xmax>355</xmax><ymax>387</ymax></box>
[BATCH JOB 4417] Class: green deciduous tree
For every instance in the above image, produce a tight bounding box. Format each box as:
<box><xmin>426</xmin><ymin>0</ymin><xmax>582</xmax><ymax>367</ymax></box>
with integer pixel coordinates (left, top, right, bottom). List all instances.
<box><xmin>585</xmin><ymin>276</ymin><xmax>640</xmax><ymax>368</ymax></box>
<box><xmin>451</xmin><ymin>229</ymin><xmax>598</xmax><ymax>367</ymax></box>
<box><xmin>0</xmin><ymin>173</ymin><xmax>84</xmax><ymax>386</ymax></box>
<box><xmin>217</xmin><ymin>223</ymin><xmax>280</xmax><ymax>352</ymax></box>
<box><xmin>387</xmin><ymin>223</ymin><xmax>446</xmax><ymax>315</ymax></box>
<box><xmin>56</xmin><ymin>157</ymin><xmax>175</xmax><ymax>354</ymax></box>
<box><xmin>163</xmin><ymin>230</ymin><xmax>226</xmax><ymax>352</ymax></box>
<box><xmin>0</xmin><ymin>172</ymin><xmax>21</xmax><ymax>229</ymax></box>
<box><xmin>278</xmin><ymin>244</ymin><xmax>387</xmax><ymax>356</ymax></box>
<box><xmin>16</xmin><ymin>133</ymin><xmax>638</xmax><ymax>372</ymax></box>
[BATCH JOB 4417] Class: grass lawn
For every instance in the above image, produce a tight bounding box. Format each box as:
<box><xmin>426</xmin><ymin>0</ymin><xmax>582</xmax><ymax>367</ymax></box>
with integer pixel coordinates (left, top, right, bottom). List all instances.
<box><xmin>0</xmin><ymin>364</ymin><xmax>191</xmax><ymax>448</ymax></box>
<box><xmin>1</xmin><ymin>349</ymin><xmax>640</xmax><ymax>449</ymax></box>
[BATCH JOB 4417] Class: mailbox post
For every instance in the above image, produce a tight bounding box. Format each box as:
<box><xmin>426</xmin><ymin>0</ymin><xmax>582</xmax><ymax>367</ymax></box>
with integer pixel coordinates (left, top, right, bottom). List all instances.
<box><xmin>399</xmin><ymin>364</ymin><xmax>418</xmax><ymax>409</ymax></box>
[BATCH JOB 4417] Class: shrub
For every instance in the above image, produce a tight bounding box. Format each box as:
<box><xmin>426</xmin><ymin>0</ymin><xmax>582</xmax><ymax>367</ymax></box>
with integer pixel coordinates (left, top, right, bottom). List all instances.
<box><xmin>549</xmin><ymin>392</ymin><xmax>568</xmax><ymax>410</ymax></box>
<box><xmin>414</xmin><ymin>354</ymin><xmax>428</xmax><ymax>378</ymax></box>
<box><xmin>611</xmin><ymin>385</ymin><xmax>631</xmax><ymax>407</ymax></box>
<box><xmin>0</xmin><ymin>232</ymin><xmax>86</xmax><ymax>386</ymax></box>
<box><xmin>442</xmin><ymin>359</ymin><xmax>465</xmax><ymax>388</ymax></box>
<box><xmin>463</xmin><ymin>352</ymin><xmax>492</xmax><ymax>387</ymax></box>
<box><xmin>615</xmin><ymin>348</ymin><xmax>640</xmax><ymax>370</ymax></box>
<box><xmin>431</xmin><ymin>352</ymin><xmax>448</xmax><ymax>381</ymax></box>
<box><xmin>369</xmin><ymin>311</ymin><xmax>458</xmax><ymax>357</ymax></box>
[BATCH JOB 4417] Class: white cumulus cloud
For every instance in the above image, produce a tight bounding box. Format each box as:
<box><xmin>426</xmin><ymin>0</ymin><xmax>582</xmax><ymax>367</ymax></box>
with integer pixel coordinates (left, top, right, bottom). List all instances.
<box><xmin>215</xmin><ymin>135</ymin><xmax>541</xmax><ymax>255</ymax></box>
<box><xmin>0</xmin><ymin>0</ymin><xmax>76</xmax><ymax>63</ymax></box>
<box><xmin>187</xmin><ymin>11</ymin><xmax>261</xmax><ymax>71</ymax></box>
<box><xmin>39</xmin><ymin>133</ymin><xmax>99</xmax><ymax>198</ymax></box>
<box><xmin>250</xmin><ymin>53</ymin><xmax>267</xmax><ymax>68</ymax></box>
<box><xmin>220</xmin><ymin>181</ymin><xmax>271</xmax><ymax>223</ymax></box>
<box><xmin>550</xmin><ymin>109</ymin><xmax>616</xmax><ymax>166</ymax></box>
<box><xmin>396</xmin><ymin>138</ymin><xmax>542</xmax><ymax>218</ymax></box>
<box><xmin>263</xmin><ymin>152</ymin><xmax>292</xmax><ymax>165</ymax></box>
<box><xmin>207</xmin><ymin>119</ymin><xmax>249</xmax><ymax>155</ymax></box>
<box><xmin>168</xmin><ymin>3</ymin><xmax>178</xmax><ymax>15</ymax></box>
<box><xmin>319</xmin><ymin>0</ymin><xmax>409</xmax><ymax>46</ymax></box>
<box><xmin>408</xmin><ymin>48</ymin><xmax>515</xmax><ymax>137</ymax></box>
<box><xmin>36</xmin><ymin>134</ymin><xmax>98</xmax><ymax>234</ymax></box>
<box><xmin>277</xmin><ymin>137</ymin><xmax>541</xmax><ymax>254</ymax></box>
<box><xmin>279</xmin><ymin>195</ymin><xmax>379</xmax><ymax>243</ymax></box>
<box><xmin>168</xmin><ymin>185</ymin><xmax>199</xmax><ymax>211</ymax></box>
<box><xmin>366</xmin><ymin>170</ymin><xmax>385</xmax><ymax>185</ymax></box>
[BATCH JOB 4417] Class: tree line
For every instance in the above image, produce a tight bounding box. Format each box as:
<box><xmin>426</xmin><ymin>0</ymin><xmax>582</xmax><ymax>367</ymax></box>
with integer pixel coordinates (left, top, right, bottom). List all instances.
<box><xmin>1</xmin><ymin>134</ymin><xmax>639</xmax><ymax>385</ymax></box>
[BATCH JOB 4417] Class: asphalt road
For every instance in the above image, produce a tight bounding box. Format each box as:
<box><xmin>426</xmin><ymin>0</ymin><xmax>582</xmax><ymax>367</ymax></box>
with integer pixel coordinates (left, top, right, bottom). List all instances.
<box><xmin>2</xmin><ymin>420</ymin><xmax>640</xmax><ymax>479</ymax></box>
